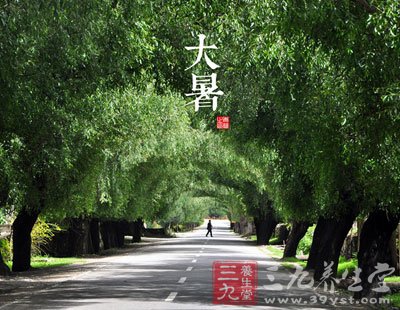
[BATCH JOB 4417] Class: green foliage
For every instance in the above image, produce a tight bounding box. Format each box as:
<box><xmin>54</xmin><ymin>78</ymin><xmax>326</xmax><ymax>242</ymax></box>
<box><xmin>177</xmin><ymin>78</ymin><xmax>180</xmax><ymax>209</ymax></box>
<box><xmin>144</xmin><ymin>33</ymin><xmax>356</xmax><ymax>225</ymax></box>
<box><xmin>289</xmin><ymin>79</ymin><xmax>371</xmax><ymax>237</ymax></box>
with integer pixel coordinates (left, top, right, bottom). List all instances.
<box><xmin>0</xmin><ymin>209</ymin><xmax>6</xmax><ymax>225</ymax></box>
<box><xmin>385</xmin><ymin>292</ymin><xmax>400</xmax><ymax>307</ymax></box>
<box><xmin>1</xmin><ymin>1</ymin><xmax>400</xmax><ymax>273</ymax></box>
<box><xmin>31</xmin><ymin>218</ymin><xmax>61</xmax><ymax>256</ymax></box>
<box><xmin>159</xmin><ymin>192</ymin><xmax>210</xmax><ymax>228</ymax></box>
<box><xmin>208</xmin><ymin>202</ymin><xmax>227</xmax><ymax>218</ymax></box>
<box><xmin>0</xmin><ymin>238</ymin><xmax>12</xmax><ymax>262</ymax></box>
<box><xmin>297</xmin><ymin>225</ymin><xmax>315</xmax><ymax>255</ymax></box>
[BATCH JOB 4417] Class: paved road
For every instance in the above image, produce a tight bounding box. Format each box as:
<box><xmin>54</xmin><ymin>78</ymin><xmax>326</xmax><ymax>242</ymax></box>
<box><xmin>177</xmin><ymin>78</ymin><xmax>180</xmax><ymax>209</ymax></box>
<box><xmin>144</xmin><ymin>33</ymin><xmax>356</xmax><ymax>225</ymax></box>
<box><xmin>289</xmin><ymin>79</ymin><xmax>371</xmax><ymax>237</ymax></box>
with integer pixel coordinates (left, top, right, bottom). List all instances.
<box><xmin>0</xmin><ymin>220</ymin><xmax>375</xmax><ymax>309</ymax></box>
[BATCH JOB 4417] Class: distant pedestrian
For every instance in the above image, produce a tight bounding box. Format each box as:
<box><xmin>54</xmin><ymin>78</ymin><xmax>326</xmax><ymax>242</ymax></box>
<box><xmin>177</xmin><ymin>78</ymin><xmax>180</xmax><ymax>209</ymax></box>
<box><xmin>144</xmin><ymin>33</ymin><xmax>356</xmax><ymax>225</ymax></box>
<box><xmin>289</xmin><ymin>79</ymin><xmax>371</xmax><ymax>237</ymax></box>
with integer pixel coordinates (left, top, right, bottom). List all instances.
<box><xmin>206</xmin><ymin>220</ymin><xmax>213</xmax><ymax>237</ymax></box>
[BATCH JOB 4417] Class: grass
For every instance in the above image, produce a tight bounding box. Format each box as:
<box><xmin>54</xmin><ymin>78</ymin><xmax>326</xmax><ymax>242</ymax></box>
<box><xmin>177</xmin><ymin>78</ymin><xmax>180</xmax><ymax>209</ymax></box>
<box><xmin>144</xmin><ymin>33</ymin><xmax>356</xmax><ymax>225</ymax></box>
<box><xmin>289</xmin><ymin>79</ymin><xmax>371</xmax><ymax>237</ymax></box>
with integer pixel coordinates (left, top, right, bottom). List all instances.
<box><xmin>268</xmin><ymin>237</ymin><xmax>282</xmax><ymax>245</ymax></box>
<box><xmin>385</xmin><ymin>292</ymin><xmax>400</xmax><ymax>307</ymax></box>
<box><xmin>384</xmin><ymin>276</ymin><xmax>400</xmax><ymax>283</ymax></box>
<box><xmin>263</xmin><ymin>245</ymin><xmax>358</xmax><ymax>278</ymax></box>
<box><xmin>6</xmin><ymin>256</ymin><xmax>84</xmax><ymax>270</ymax></box>
<box><xmin>248</xmin><ymin>235</ymin><xmax>282</xmax><ymax>245</ymax></box>
<box><xmin>281</xmin><ymin>257</ymin><xmax>307</xmax><ymax>269</ymax></box>
<box><xmin>383</xmin><ymin>277</ymin><xmax>400</xmax><ymax>307</ymax></box>
<box><xmin>337</xmin><ymin>258</ymin><xmax>357</xmax><ymax>277</ymax></box>
<box><xmin>265</xmin><ymin>245</ymin><xmax>283</xmax><ymax>258</ymax></box>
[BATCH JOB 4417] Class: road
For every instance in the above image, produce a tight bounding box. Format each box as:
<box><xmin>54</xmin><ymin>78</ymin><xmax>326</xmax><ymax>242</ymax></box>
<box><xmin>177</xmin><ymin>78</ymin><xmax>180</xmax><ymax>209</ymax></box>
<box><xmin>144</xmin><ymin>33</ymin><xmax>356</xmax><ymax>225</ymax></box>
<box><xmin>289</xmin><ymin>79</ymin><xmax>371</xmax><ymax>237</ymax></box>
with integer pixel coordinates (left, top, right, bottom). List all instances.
<box><xmin>0</xmin><ymin>220</ymin><xmax>375</xmax><ymax>310</ymax></box>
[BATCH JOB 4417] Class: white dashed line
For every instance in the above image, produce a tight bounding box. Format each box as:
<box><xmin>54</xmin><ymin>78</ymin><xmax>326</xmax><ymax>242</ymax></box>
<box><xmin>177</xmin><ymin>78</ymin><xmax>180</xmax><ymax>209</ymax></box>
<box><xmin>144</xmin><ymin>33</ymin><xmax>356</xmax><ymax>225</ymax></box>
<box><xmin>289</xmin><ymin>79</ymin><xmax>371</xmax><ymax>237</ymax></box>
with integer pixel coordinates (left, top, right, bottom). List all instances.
<box><xmin>192</xmin><ymin>259</ymin><xmax>197</xmax><ymax>263</ymax></box>
<box><xmin>196</xmin><ymin>254</ymin><xmax>200</xmax><ymax>257</ymax></box>
<box><xmin>186</xmin><ymin>266</ymin><xmax>193</xmax><ymax>271</ymax></box>
<box><xmin>165</xmin><ymin>292</ymin><xmax>178</xmax><ymax>302</ymax></box>
<box><xmin>178</xmin><ymin>277</ymin><xmax>187</xmax><ymax>284</ymax></box>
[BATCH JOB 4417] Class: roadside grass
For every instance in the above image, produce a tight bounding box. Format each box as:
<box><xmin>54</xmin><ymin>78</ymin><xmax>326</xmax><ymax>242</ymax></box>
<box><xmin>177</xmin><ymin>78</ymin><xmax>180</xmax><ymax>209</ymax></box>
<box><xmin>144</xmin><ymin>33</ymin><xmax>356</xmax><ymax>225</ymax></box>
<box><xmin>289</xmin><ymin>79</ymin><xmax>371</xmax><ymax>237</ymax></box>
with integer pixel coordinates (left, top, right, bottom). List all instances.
<box><xmin>268</xmin><ymin>237</ymin><xmax>282</xmax><ymax>245</ymax></box>
<box><xmin>249</xmin><ymin>235</ymin><xmax>282</xmax><ymax>245</ymax></box>
<box><xmin>383</xmin><ymin>276</ymin><xmax>400</xmax><ymax>307</ymax></box>
<box><xmin>337</xmin><ymin>257</ymin><xmax>357</xmax><ymax>277</ymax></box>
<box><xmin>384</xmin><ymin>276</ymin><xmax>400</xmax><ymax>283</ymax></box>
<box><xmin>6</xmin><ymin>256</ymin><xmax>84</xmax><ymax>270</ymax></box>
<box><xmin>281</xmin><ymin>257</ymin><xmax>307</xmax><ymax>269</ymax></box>
<box><xmin>385</xmin><ymin>292</ymin><xmax>400</xmax><ymax>307</ymax></box>
<box><xmin>265</xmin><ymin>245</ymin><xmax>283</xmax><ymax>258</ymax></box>
<box><xmin>264</xmin><ymin>245</ymin><xmax>357</xmax><ymax>278</ymax></box>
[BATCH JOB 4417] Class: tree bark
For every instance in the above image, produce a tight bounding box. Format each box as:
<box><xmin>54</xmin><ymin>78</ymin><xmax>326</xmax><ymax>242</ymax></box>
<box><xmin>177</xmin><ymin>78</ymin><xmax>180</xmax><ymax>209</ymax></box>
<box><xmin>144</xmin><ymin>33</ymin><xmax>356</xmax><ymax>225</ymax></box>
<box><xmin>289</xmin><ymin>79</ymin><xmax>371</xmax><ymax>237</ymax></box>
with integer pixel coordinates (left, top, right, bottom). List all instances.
<box><xmin>283</xmin><ymin>221</ymin><xmax>311</xmax><ymax>258</ymax></box>
<box><xmin>355</xmin><ymin>210</ymin><xmax>399</xmax><ymax>298</ymax></box>
<box><xmin>306</xmin><ymin>209</ymin><xmax>357</xmax><ymax>280</ymax></box>
<box><xmin>101</xmin><ymin>221</ymin><xmax>125</xmax><ymax>249</ymax></box>
<box><xmin>254</xmin><ymin>215</ymin><xmax>277</xmax><ymax>245</ymax></box>
<box><xmin>115</xmin><ymin>221</ymin><xmax>125</xmax><ymax>248</ymax></box>
<box><xmin>388</xmin><ymin>230</ymin><xmax>398</xmax><ymax>275</ymax></box>
<box><xmin>12</xmin><ymin>208</ymin><xmax>40</xmax><ymax>272</ymax></box>
<box><xmin>0</xmin><ymin>250</ymin><xmax>10</xmax><ymax>276</ymax></box>
<box><xmin>68</xmin><ymin>218</ymin><xmax>93</xmax><ymax>256</ymax></box>
<box><xmin>90</xmin><ymin>218</ymin><xmax>100</xmax><ymax>254</ymax></box>
<box><xmin>357</xmin><ymin>218</ymin><xmax>365</xmax><ymax>252</ymax></box>
<box><xmin>47</xmin><ymin>218</ymin><xmax>97</xmax><ymax>257</ymax></box>
<box><xmin>100</xmin><ymin>221</ymin><xmax>114</xmax><ymax>250</ymax></box>
<box><xmin>131</xmin><ymin>219</ymin><xmax>143</xmax><ymax>243</ymax></box>
<box><xmin>306</xmin><ymin>218</ymin><xmax>326</xmax><ymax>271</ymax></box>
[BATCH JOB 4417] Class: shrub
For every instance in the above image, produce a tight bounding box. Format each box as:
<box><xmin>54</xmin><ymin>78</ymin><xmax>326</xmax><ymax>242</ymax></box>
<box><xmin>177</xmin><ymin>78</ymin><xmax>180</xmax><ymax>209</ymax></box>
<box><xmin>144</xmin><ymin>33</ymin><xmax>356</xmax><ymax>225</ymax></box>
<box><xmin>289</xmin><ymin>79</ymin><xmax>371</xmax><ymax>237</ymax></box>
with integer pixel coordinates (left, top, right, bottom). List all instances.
<box><xmin>297</xmin><ymin>225</ymin><xmax>315</xmax><ymax>255</ymax></box>
<box><xmin>31</xmin><ymin>218</ymin><xmax>61</xmax><ymax>256</ymax></box>
<box><xmin>0</xmin><ymin>238</ymin><xmax>12</xmax><ymax>262</ymax></box>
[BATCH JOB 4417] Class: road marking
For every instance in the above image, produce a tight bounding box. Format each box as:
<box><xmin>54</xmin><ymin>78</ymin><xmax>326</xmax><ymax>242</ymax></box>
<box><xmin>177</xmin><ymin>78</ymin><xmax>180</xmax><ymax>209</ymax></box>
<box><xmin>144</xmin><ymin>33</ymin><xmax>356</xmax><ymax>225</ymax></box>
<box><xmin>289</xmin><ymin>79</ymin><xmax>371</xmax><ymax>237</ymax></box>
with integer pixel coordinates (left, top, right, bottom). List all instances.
<box><xmin>192</xmin><ymin>259</ymin><xmax>197</xmax><ymax>263</ymax></box>
<box><xmin>196</xmin><ymin>254</ymin><xmax>200</xmax><ymax>257</ymax></box>
<box><xmin>200</xmin><ymin>250</ymin><xmax>203</xmax><ymax>253</ymax></box>
<box><xmin>178</xmin><ymin>277</ymin><xmax>187</xmax><ymax>283</ymax></box>
<box><xmin>165</xmin><ymin>292</ymin><xmax>178</xmax><ymax>302</ymax></box>
<box><xmin>186</xmin><ymin>266</ymin><xmax>193</xmax><ymax>271</ymax></box>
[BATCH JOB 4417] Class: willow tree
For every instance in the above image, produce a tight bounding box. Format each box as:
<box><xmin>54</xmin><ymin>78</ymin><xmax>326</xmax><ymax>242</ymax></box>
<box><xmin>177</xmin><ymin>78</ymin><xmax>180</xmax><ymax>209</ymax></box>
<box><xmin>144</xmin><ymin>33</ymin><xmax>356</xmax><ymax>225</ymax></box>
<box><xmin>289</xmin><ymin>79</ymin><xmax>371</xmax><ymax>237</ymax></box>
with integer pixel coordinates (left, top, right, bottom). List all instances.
<box><xmin>0</xmin><ymin>0</ymin><xmax>157</xmax><ymax>271</ymax></box>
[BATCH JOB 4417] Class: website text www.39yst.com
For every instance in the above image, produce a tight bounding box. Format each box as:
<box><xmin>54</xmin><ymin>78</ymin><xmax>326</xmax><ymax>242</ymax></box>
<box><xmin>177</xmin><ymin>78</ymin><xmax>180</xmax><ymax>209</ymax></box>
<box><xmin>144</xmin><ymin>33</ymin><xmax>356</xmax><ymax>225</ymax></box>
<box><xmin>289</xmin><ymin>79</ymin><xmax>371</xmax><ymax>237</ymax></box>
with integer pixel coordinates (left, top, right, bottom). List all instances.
<box><xmin>264</xmin><ymin>295</ymin><xmax>389</xmax><ymax>306</ymax></box>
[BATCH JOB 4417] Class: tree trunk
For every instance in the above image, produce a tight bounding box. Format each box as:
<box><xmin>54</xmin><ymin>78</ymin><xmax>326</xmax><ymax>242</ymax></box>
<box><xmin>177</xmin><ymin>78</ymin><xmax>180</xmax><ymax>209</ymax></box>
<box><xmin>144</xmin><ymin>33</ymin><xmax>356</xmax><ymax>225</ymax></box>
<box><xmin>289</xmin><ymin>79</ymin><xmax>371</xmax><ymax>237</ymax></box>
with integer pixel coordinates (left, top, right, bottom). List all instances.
<box><xmin>12</xmin><ymin>208</ymin><xmax>40</xmax><ymax>272</ymax></box>
<box><xmin>355</xmin><ymin>210</ymin><xmax>399</xmax><ymax>299</ymax></box>
<box><xmin>131</xmin><ymin>219</ymin><xmax>143</xmax><ymax>243</ymax></box>
<box><xmin>283</xmin><ymin>221</ymin><xmax>311</xmax><ymax>258</ymax></box>
<box><xmin>68</xmin><ymin>218</ymin><xmax>93</xmax><ymax>256</ymax></box>
<box><xmin>90</xmin><ymin>218</ymin><xmax>100</xmax><ymax>254</ymax></box>
<box><xmin>100</xmin><ymin>221</ymin><xmax>114</xmax><ymax>250</ymax></box>
<box><xmin>115</xmin><ymin>221</ymin><xmax>125</xmax><ymax>248</ymax></box>
<box><xmin>101</xmin><ymin>221</ymin><xmax>125</xmax><ymax>249</ymax></box>
<box><xmin>254</xmin><ymin>216</ymin><xmax>277</xmax><ymax>245</ymax></box>
<box><xmin>0</xmin><ymin>250</ymin><xmax>10</xmax><ymax>276</ymax></box>
<box><xmin>46</xmin><ymin>218</ymin><xmax>96</xmax><ymax>257</ymax></box>
<box><xmin>357</xmin><ymin>218</ymin><xmax>365</xmax><ymax>252</ymax></box>
<box><xmin>306</xmin><ymin>209</ymin><xmax>357</xmax><ymax>280</ymax></box>
<box><xmin>388</xmin><ymin>230</ymin><xmax>398</xmax><ymax>275</ymax></box>
<box><xmin>275</xmin><ymin>224</ymin><xmax>289</xmax><ymax>244</ymax></box>
<box><xmin>306</xmin><ymin>218</ymin><xmax>326</xmax><ymax>271</ymax></box>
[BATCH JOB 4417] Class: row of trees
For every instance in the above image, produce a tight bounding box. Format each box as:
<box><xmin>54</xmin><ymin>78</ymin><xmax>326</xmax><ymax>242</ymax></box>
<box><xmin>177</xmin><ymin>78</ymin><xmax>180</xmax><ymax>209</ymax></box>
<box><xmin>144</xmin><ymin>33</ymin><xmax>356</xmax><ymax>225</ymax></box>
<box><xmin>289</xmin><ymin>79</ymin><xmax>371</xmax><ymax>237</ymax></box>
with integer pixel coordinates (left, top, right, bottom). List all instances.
<box><xmin>1</xmin><ymin>0</ymin><xmax>399</xmax><ymax>299</ymax></box>
<box><xmin>149</xmin><ymin>0</ymin><xmax>400</xmax><ymax>297</ymax></box>
<box><xmin>0</xmin><ymin>1</ymin><xmax>249</xmax><ymax>274</ymax></box>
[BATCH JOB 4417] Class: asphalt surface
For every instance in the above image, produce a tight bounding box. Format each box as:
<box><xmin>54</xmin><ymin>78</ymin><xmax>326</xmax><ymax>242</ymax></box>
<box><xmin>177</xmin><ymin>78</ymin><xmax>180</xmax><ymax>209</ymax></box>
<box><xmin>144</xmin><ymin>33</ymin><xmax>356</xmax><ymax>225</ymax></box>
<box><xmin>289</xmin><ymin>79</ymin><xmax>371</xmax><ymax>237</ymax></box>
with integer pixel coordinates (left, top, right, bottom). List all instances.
<box><xmin>0</xmin><ymin>220</ymin><xmax>377</xmax><ymax>310</ymax></box>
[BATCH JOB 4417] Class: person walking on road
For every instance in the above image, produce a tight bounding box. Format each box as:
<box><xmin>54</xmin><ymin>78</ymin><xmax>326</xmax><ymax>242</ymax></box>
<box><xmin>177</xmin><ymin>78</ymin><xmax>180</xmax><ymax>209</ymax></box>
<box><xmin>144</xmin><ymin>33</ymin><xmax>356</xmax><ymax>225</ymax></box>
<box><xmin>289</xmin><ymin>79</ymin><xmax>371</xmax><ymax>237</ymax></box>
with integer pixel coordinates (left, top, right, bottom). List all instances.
<box><xmin>206</xmin><ymin>220</ymin><xmax>213</xmax><ymax>237</ymax></box>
